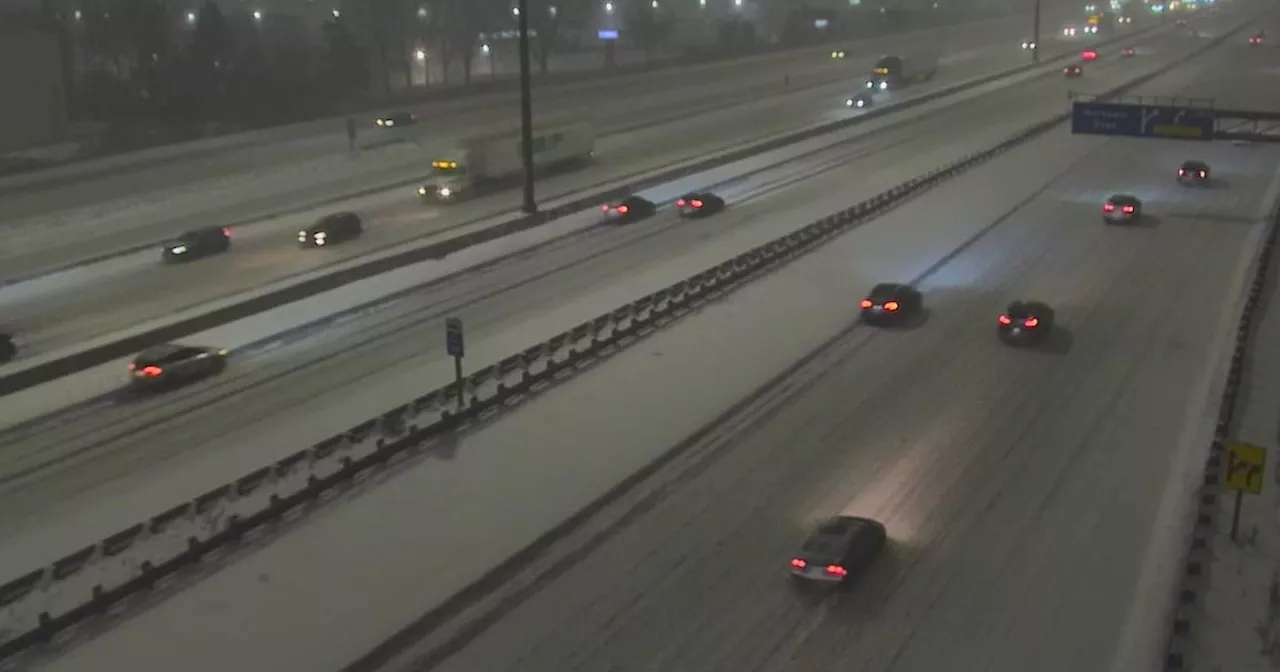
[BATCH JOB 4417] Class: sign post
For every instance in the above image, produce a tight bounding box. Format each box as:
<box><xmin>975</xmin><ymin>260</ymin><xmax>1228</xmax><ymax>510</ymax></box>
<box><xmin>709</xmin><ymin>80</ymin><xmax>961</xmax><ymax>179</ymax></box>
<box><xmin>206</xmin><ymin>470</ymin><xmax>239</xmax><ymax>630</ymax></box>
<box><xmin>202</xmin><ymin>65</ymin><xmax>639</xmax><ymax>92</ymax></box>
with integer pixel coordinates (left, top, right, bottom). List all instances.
<box><xmin>1225</xmin><ymin>441</ymin><xmax>1267</xmax><ymax>541</ymax></box>
<box><xmin>445</xmin><ymin>317</ymin><xmax>465</xmax><ymax>411</ymax></box>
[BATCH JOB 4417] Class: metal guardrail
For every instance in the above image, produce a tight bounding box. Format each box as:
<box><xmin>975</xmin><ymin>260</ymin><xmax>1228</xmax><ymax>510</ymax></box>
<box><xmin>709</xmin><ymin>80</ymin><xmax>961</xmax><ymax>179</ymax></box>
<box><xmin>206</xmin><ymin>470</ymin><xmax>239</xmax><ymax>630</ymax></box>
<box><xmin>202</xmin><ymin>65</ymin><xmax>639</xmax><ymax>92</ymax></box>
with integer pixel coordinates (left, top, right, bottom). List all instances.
<box><xmin>0</xmin><ymin>26</ymin><xmax>1155</xmax><ymax>398</ymax></box>
<box><xmin>0</xmin><ymin>16</ymin><xmax>1230</xmax><ymax>662</ymax></box>
<box><xmin>1159</xmin><ymin>154</ymin><xmax>1280</xmax><ymax>670</ymax></box>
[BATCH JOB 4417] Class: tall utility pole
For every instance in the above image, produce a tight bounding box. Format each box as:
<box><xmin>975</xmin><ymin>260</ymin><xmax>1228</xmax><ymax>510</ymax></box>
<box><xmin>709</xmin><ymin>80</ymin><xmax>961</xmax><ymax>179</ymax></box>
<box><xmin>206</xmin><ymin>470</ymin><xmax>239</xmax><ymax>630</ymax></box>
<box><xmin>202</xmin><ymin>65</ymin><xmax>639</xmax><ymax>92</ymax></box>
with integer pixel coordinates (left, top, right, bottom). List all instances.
<box><xmin>1032</xmin><ymin>0</ymin><xmax>1041</xmax><ymax>63</ymax></box>
<box><xmin>517</xmin><ymin>0</ymin><xmax>536</xmax><ymax>214</ymax></box>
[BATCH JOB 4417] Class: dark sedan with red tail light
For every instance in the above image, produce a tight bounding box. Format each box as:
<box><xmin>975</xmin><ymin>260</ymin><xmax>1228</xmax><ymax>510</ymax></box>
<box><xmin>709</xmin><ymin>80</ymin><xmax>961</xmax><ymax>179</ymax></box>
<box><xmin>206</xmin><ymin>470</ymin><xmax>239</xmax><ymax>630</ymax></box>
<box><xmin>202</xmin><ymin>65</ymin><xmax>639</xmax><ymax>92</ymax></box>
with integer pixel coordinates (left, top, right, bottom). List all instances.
<box><xmin>790</xmin><ymin>516</ymin><xmax>886</xmax><ymax>586</ymax></box>
<box><xmin>675</xmin><ymin>192</ymin><xmax>725</xmax><ymax>218</ymax></box>
<box><xmin>1103</xmin><ymin>194</ymin><xmax>1142</xmax><ymax>224</ymax></box>
<box><xmin>129</xmin><ymin>343</ymin><xmax>229</xmax><ymax>389</ymax></box>
<box><xmin>997</xmin><ymin>300</ymin><xmax>1056</xmax><ymax>346</ymax></box>
<box><xmin>860</xmin><ymin>282</ymin><xmax>923</xmax><ymax>324</ymax></box>
<box><xmin>1177</xmin><ymin>160</ymin><xmax>1210</xmax><ymax>185</ymax></box>
<box><xmin>601</xmin><ymin>196</ymin><xmax>657</xmax><ymax>223</ymax></box>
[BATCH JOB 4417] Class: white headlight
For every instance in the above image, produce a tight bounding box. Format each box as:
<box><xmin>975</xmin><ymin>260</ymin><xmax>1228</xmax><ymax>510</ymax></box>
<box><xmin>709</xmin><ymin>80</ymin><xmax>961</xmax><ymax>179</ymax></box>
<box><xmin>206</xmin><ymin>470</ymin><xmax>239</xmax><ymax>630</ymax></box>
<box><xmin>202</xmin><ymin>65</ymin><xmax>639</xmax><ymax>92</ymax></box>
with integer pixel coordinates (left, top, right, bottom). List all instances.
<box><xmin>856</xmin><ymin>99</ymin><xmax>866</xmax><ymax>107</ymax></box>
<box><xmin>879</xmin><ymin>81</ymin><xmax>888</xmax><ymax>90</ymax></box>
<box><xmin>170</xmin><ymin>245</ymin><xmax>187</xmax><ymax>254</ymax></box>
<box><xmin>438</xmin><ymin>187</ymin><xmax>453</xmax><ymax>197</ymax></box>
<box><xmin>846</xmin><ymin>98</ymin><xmax>854</xmax><ymax>106</ymax></box>
<box><xmin>297</xmin><ymin>231</ymin><xmax>307</xmax><ymax>241</ymax></box>
<box><xmin>418</xmin><ymin>187</ymin><xmax>427</xmax><ymax>195</ymax></box>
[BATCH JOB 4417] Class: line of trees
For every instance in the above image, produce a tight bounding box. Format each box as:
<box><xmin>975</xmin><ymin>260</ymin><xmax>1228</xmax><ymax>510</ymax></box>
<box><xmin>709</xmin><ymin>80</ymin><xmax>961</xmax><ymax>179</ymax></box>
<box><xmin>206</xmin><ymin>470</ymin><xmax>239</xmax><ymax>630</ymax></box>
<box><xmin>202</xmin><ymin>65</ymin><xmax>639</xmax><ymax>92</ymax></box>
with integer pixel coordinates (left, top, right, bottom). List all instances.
<box><xmin>24</xmin><ymin>0</ymin><xmax>688</xmax><ymax>130</ymax></box>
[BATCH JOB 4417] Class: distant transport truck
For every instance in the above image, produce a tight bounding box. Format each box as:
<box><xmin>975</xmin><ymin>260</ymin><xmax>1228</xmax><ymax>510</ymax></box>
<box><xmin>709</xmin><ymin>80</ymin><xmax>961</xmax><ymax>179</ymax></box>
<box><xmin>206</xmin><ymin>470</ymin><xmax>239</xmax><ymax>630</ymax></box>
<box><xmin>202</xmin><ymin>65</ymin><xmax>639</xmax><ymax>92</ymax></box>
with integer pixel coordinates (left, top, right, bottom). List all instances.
<box><xmin>865</xmin><ymin>52</ymin><xmax>939</xmax><ymax>91</ymax></box>
<box><xmin>418</xmin><ymin>122</ymin><xmax>594</xmax><ymax>202</ymax></box>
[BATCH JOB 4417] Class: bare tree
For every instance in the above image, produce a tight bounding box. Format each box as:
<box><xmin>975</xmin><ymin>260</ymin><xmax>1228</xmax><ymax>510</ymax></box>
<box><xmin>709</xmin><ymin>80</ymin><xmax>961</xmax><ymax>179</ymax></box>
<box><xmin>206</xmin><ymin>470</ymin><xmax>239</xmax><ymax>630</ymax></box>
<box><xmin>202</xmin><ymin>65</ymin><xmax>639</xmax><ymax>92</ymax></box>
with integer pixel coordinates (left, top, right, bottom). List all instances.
<box><xmin>528</xmin><ymin>0</ymin><xmax>589</xmax><ymax>74</ymax></box>
<box><xmin>438</xmin><ymin>0</ymin><xmax>502</xmax><ymax>84</ymax></box>
<box><xmin>625</xmin><ymin>0</ymin><xmax>674</xmax><ymax>59</ymax></box>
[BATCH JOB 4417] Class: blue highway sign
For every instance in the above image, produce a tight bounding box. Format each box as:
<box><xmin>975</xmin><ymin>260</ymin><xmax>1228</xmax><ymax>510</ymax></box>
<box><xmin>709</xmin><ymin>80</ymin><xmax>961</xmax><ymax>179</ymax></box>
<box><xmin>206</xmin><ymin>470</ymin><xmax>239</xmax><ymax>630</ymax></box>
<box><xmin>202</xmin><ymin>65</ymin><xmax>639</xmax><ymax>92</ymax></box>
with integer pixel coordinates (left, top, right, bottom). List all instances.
<box><xmin>1071</xmin><ymin>101</ymin><xmax>1214</xmax><ymax>140</ymax></box>
<box><xmin>445</xmin><ymin>317</ymin><xmax>465</xmax><ymax>357</ymax></box>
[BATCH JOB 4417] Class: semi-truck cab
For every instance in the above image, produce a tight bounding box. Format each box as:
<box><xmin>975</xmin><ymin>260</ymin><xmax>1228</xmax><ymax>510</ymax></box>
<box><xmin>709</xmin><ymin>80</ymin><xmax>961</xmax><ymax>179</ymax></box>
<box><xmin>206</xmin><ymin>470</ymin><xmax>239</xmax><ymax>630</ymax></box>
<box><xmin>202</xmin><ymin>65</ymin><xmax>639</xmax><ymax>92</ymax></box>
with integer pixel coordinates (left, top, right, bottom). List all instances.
<box><xmin>865</xmin><ymin>53</ymin><xmax>938</xmax><ymax>91</ymax></box>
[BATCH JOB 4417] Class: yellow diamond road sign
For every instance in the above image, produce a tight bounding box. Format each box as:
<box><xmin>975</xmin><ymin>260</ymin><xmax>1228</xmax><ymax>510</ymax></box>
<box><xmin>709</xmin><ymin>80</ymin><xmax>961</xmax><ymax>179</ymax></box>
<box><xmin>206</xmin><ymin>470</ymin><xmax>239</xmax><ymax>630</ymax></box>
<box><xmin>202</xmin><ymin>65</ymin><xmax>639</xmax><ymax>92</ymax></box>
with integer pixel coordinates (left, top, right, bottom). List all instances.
<box><xmin>1226</xmin><ymin>442</ymin><xmax>1267</xmax><ymax>494</ymax></box>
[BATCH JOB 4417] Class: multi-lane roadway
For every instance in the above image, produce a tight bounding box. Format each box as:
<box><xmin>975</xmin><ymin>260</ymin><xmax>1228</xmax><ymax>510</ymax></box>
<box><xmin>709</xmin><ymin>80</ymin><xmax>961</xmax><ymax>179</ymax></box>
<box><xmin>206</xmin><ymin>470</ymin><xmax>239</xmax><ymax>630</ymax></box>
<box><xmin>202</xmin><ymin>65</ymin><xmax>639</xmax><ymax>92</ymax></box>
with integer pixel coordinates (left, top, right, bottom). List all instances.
<box><xmin>0</xmin><ymin>6</ymin><xmax>1087</xmax><ymax>284</ymax></box>
<box><xmin>0</xmin><ymin>8</ymin><xmax>1217</xmax><ymax>576</ymax></box>
<box><xmin>0</xmin><ymin>18</ymin><xmax>1152</xmax><ymax>363</ymax></box>
<box><xmin>13</xmin><ymin>5</ymin><xmax>1273</xmax><ymax>670</ymax></box>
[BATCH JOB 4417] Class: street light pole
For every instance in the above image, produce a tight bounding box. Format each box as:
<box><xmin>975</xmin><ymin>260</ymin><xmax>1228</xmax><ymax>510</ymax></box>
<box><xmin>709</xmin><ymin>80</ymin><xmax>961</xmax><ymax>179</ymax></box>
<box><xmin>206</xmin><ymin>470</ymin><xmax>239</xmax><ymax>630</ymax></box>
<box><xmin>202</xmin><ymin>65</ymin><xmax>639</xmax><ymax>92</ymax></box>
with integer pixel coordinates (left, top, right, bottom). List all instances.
<box><xmin>517</xmin><ymin>0</ymin><xmax>537</xmax><ymax>214</ymax></box>
<box><xmin>1032</xmin><ymin>0</ymin><xmax>1041</xmax><ymax>63</ymax></box>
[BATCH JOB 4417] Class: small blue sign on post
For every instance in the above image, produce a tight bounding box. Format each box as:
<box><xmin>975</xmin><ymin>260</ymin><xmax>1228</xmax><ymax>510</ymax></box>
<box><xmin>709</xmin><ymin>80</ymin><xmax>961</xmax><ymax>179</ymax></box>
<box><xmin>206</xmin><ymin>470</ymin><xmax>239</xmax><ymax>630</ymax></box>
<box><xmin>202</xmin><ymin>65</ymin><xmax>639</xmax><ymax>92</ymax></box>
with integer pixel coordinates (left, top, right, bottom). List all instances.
<box><xmin>445</xmin><ymin>317</ymin><xmax>465</xmax><ymax>357</ymax></box>
<box><xmin>1071</xmin><ymin>101</ymin><xmax>1215</xmax><ymax>140</ymax></box>
<box><xmin>598</xmin><ymin>29</ymin><xmax>619</xmax><ymax>40</ymax></box>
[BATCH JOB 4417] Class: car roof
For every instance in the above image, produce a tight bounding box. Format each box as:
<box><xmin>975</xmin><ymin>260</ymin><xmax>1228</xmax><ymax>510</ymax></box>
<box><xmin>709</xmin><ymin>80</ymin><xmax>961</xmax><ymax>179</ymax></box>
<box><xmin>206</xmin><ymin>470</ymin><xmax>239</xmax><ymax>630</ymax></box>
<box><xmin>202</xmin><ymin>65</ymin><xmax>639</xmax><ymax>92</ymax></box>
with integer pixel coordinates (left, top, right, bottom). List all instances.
<box><xmin>800</xmin><ymin>517</ymin><xmax>882</xmax><ymax>558</ymax></box>
<box><xmin>1007</xmin><ymin>300</ymin><xmax>1050</xmax><ymax>314</ymax></box>
<box><xmin>1108</xmin><ymin>193</ymin><xmax>1139</xmax><ymax>202</ymax></box>
<box><xmin>135</xmin><ymin>343</ymin><xmax>188</xmax><ymax>360</ymax></box>
<box><xmin>869</xmin><ymin>282</ymin><xmax>908</xmax><ymax>295</ymax></box>
<box><xmin>623</xmin><ymin>195</ymin><xmax>654</xmax><ymax>206</ymax></box>
<box><xmin>1182</xmin><ymin>159</ymin><xmax>1208</xmax><ymax>166</ymax></box>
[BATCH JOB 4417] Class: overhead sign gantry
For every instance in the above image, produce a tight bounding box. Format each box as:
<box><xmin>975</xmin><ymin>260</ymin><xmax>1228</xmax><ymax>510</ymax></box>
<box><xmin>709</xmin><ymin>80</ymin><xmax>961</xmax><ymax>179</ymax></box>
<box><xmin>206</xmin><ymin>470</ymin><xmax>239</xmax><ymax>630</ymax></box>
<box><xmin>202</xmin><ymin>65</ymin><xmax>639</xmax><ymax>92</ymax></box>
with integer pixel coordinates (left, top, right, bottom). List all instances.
<box><xmin>1069</xmin><ymin>94</ymin><xmax>1280</xmax><ymax>142</ymax></box>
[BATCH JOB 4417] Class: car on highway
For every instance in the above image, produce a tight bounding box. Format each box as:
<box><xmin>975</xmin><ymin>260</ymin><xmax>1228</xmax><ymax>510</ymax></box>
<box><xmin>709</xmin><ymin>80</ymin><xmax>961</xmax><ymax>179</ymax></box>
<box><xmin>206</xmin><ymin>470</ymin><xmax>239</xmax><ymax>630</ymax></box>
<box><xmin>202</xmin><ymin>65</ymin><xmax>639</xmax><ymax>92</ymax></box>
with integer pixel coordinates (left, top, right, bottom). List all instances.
<box><xmin>601</xmin><ymin>196</ymin><xmax>657</xmax><ymax>223</ymax></box>
<box><xmin>1084</xmin><ymin>24</ymin><xmax>1099</xmax><ymax>34</ymax></box>
<box><xmin>1063</xmin><ymin>64</ymin><xmax>1084</xmax><ymax>77</ymax></box>
<box><xmin>1120</xmin><ymin>46</ymin><xmax>1136</xmax><ymax>57</ymax></box>
<box><xmin>846</xmin><ymin>92</ymin><xmax>874</xmax><ymax>108</ymax></box>
<box><xmin>859</xmin><ymin>282</ymin><xmax>923</xmax><ymax>324</ymax></box>
<box><xmin>675</xmin><ymin>192</ymin><xmax>726</xmax><ymax>218</ymax></box>
<box><xmin>1117</xmin><ymin>14</ymin><xmax>1133</xmax><ymax>24</ymax></box>
<box><xmin>1249</xmin><ymin>34</ymin><xmax>1264</xmax><ymax>45</ymax></box>
<box><xmin>1081</xmin><ymin>49</ymin><xmax>1099</xmax><ymax>61</ymax></box>
<box><xmin>1176</xmin><ymin>18</ymin><xmax>1188</xmax><ymax>27</ymax></box>
<box><xmin>1063</xmin><ymin>25</ymin><xmax>1079</xmax><ymax>36</ymax></box>
<box><xmin>1177</xmin><ymin>160</ymin><xmax>1211</xmax><ymax>185</ymax></box>
<box><xmin>0</xmin><ymin>332</ymin><xmax>15</xmax><ymax>363</ymax></box>
<box><xmin>1103</xmin><ymin>194</ymin><xmax>1143</xmax><ymax>223</ymax></box>
<box><xmin>161</xmin><ymin>226</ymin><xmax>232</xmax><ymax>263</ymax></box>
<box><xmin>997</xmin><ymin>301</ymin><xmax>1056</xmax><ymax>346</ymax></box>
<box><xmin>128</xmin><ymin>343</ymin><xmax>229</xmax><ymax>389</ymax></box>
<box><xmin>299</xmin><ymin>212</ymin><xmax>364</xmax><ymax>247</ymax></box>
<box><xmin>789</xmin><ymin>516</ymin><xmax>886</xmax><ymax>585</ymax></box>
<box><xmin>830</xmin><ymin>49</ymin><xmax>850</xmax><ymax>59</ymax></box>
<box><xmin>1021</xmin><ymin>39</ymin><xmax>1037</xmax><ymax>49</ymax></box>
<box><xmin>375</xmin><ymin>111</ymin><xmax>415</xmax><ymax>128</ymax></box>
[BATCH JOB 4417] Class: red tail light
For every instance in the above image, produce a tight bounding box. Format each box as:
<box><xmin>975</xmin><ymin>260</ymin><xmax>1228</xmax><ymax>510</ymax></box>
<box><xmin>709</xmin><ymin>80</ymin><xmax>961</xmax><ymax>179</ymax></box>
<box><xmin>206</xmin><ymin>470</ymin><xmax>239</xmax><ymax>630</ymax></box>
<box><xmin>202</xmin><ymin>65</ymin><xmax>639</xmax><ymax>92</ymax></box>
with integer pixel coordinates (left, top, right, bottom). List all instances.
<box><xmin>791</xmin><ymin>558</ymin><xmax>807</xmax><ymax>569</ymax></box>
<box><xmin>1103</xmin><ymin>203</ymin><xmax>1115</xmax><ymax>212</ymax></box>
<box><xmin>884</xmin><ymin>301</ymin><xmax>900</xmax><ymax>312</ymax></box>
<box><xmin>1024</xmin><ymin>318</ymin><xmax>1039</xmax><ymax>328</ymax></box>
<box><xmin>1199</xmin><ymin>171</ymin><xmax>1206</xmax><ymax>178</ymax></box>
<box><xmin>676</xmin><ymin>199</ymin><xmax>687</xmax><ymax>207</ymax></box>
<box><xmin>127</xmin><ymin>363</ymin><xmax>136</xmax><ymax>371</ymax></box>
<box><xmin>601</xmin><ymin>204</ymin><xmax>610</xmax><ymax>212</ymax></box>
<box><xmin>1178</xmin><ymin>169</ymin><xmax>1185</xmax><ymax>176</ymax></box>
<box><xmin>222</xmin><ymin>227</ymin><xmax>233</xmax><ymax>238</ymax></box>
<box><xmin>617</xmin><ymin>205</ymin><xmax>630</xmax><ymax>214</ymax></box>
<box><xmin>135</xmin><ymin>365</ymin><xmax>163</xmax><ymax>377</ymax></box>
<box><xmin>860</xmin><ymin>299</ymin><xmax>873</xmax><ymax>308</ymax></box>
<box><xmin>998</xmin><ymin>315</ymin><xmax>1012</xmax><ymax>325</ymax></box>
<box><xmin>825</xmin><ymin>565</ymin><xmax>848</xmax><ymax>576</ymax></box>
<box><xmin>1122</xmin><ymin>205</ymin><xmax>1134</xmax><ymax>213</ymax></box>
<box><xmin>691</xmin><ymin>199</ymin><xmax>704</xmax><ymax>208</ymax></box>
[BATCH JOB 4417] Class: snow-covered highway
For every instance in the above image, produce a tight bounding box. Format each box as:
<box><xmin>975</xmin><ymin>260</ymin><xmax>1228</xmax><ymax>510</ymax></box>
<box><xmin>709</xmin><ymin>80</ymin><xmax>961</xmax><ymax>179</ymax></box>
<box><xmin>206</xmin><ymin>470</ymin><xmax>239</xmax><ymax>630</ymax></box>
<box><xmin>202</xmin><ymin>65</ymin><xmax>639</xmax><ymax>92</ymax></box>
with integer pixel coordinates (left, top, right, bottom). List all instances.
<box><xmin>0</xmin><ymin>27</ymin><xmax>1159</xmax><ymax>365</ymax></box>
<box><xmin>12</xmin><ymin>4</ymin><xmax>1272</xmax><ymax>669</ymax></box>
<box><xmin>0</xmin><ymin>7</ymin><xmax>1083</xmax><ymax>285</ymax></box>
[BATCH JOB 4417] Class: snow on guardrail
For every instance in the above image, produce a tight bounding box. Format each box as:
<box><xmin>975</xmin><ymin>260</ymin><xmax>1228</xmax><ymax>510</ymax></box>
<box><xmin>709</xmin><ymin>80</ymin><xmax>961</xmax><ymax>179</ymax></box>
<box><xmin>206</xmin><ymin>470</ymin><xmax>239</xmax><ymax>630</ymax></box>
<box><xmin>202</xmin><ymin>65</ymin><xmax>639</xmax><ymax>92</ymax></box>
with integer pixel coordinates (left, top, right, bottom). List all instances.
<box><xmin>0</xmin><ymin>17</ymin><xmax>1207</xmax><ymax>666</ymax></box>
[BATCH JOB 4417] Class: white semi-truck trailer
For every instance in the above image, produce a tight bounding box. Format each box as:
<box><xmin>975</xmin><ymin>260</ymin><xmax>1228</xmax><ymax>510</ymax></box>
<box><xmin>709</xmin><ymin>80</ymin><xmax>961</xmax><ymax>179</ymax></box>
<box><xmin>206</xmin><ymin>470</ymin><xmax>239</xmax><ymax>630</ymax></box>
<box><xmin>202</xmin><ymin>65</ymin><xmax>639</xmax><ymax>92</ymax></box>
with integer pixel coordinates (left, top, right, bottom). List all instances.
<box><xmin>418</xmin><ymin>122</ymin><xmax>594</xmax><ymax>202</ymax></box>
<box><xmin>864</xmin><ymin>51</ymin><xmax>939</xmax><ymax>91</ymax></box>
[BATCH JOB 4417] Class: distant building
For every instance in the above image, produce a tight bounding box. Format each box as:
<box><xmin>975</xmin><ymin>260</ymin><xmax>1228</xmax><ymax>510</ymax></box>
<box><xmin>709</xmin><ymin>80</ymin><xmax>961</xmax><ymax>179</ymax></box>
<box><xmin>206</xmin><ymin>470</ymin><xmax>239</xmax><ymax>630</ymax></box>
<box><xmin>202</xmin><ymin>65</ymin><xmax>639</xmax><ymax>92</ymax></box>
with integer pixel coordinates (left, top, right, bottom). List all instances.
<box><xmin>0</xmin><ymin>21</ymin><xmax>69</xmax><ymax>151</ymax></box>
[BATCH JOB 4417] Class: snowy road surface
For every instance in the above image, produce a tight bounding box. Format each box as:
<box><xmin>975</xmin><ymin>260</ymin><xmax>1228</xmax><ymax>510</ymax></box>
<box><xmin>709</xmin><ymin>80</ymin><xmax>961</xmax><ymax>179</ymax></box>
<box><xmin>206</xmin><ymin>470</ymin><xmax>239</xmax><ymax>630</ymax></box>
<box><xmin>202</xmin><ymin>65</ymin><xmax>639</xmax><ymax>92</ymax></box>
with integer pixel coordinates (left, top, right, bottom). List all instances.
<box><xmin>0</xmin><ymin>8</ymin><xmax>1084</xmax><ymax>284</ymax></box>
<box><xmin>0</xmin><ymin>19</ymin><xmax>1222</xmax><ymax>591</ymax></box>
<box><xmin>22</xmin><ymin>10</ymin><xmax>1272</xmax><ymax>670</ymax></box>
<box><xmin>0</xmin><ymin>23</ymin><xmax>1123</xmax><ymax>362</ymax></box>
<box><xmin>0</xmin><ymin>39</ymin><xmax>1032</xmax><ymax>359</ymax></box>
